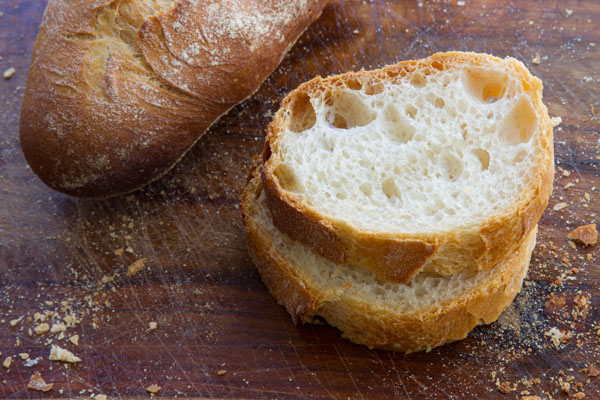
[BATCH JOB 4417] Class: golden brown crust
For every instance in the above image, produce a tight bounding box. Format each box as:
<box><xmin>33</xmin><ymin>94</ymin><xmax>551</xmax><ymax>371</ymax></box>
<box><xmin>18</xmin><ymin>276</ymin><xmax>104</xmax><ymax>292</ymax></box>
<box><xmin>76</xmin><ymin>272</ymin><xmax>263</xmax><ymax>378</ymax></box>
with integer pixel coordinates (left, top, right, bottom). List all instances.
<box><xmin>261</xmin><ymin>51</ymin><xmax>554</xmax><ymax>283</ymax></box>
<box><xmin>241</xmin><ymin>165</ymin><xmax>536</xmax><ymax>353</ymax></box>
<box><xmin>19</xmin><ymin>0</ymin><xmax>329</xmax><ymax>198</ymax></box>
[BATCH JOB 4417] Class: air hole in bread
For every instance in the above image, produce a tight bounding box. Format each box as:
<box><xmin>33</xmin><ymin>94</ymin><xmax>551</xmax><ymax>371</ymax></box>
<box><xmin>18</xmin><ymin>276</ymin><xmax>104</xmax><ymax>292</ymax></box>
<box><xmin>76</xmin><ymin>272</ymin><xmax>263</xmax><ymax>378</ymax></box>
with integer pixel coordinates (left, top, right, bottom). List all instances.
<box><xmin>326</xmin><ymin>90</ymin><xmax>376</xmax><ymax>129</ymax></box>
<box><xmin>359</xmin><ymin>183</ymin><xmax>372</xmax><ymax>196</ymax></box>
<box><xmin>434</xmin><ymin>98</ymin><xmax>445</xmax><ymax>108</ymax></box>
<box><xmin>364</xmin><ymin>81</ymin><xmax>385</xmax><ymax>95</ymax></box>
<box><xmin>287</xmin><ymin>92</ymin><xmax>316</xmax><ymax>132</ymax></box>
<box><xmin>383</xmin><ymin>105</ymin><xmax>416</xmax><ymax>143</ymax></box>
<box><xmin>462</xmin><ymin>68</ymin><xmax>508</xmax><ymax>104</ymax></box>
<box><xmin>274</xmin><ymin>164</ymin><xmax>303</xmax><ymax>193</ymax></box>
<box><xmin>431</xmin><ymin>61</ymin><xmax>444</xmax><ymax>71</ymax></box>
<box><xmin>405</xmin><ymin>104</ymin><xmax>418</xmax><ymax>118</ymax></box>
<box><xmin>440</xmin><ymin>153</ymin><xmax>463</xmax><ymax>181</ymax></box>
<box><xmin>346</xmin><ymin>78</ymin><xmax>363</xmax><ymax>91</ymax></box>
<box><xmin>335</xmin><ymin>191</ymin><xmax>347</xmax><ymax>200</ymax></box>
<box><xmin>499</xmin><ymin>96</ymin><xmax>537</xmax><ymax>145</ymax></box>
<box><xmin>472</xmin><ymin>148</ymin><xmax>490</xmax><ymax>170</ymax></box>
<box><xmin>382</xmin><ymin>177</ymin><xmax>401</xmax><ymax>199</ymax></box>
<box><xmin>410</xmin><ymin>73</ymin><xmax>427</xmax><ymax>88</ymax></box>
<box><xmin>513</xmin><ymin>149</ymin><xmax>527</xmax><ymax>164</ymax></box>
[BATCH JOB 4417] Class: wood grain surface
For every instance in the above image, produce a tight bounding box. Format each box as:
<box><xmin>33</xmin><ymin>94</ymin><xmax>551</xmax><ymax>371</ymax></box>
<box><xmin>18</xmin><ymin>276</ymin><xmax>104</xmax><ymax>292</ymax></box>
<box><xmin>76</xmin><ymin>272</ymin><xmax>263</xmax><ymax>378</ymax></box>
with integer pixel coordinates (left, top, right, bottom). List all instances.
<box><xmin>1</xmin><ymin>0</ymin><xmax>599</xmax><ymax>398</ymax></box>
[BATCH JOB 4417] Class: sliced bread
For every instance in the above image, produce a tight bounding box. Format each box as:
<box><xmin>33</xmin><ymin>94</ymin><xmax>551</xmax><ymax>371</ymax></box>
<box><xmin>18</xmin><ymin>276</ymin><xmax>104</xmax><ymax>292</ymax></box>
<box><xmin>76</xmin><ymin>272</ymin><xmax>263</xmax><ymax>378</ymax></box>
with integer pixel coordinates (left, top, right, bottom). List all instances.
<box><xmin>261</xmin><ymin>51</ymin><xmax>555</xmax><ymax>283</ymax></box>
<box><xmin>241</xmin><ymin>165</ymin><xmax>536</xmax><ymax>352</ymax></box>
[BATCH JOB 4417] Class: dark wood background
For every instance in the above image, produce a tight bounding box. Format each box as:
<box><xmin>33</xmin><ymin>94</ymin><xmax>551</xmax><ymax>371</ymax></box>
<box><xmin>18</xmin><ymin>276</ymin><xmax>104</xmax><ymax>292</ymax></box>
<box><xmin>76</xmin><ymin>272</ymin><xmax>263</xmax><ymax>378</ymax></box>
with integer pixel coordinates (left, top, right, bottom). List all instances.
<box><xmin>1</xmin><ymin>0</ymin><xmax>599</xmax><ymax>398</ymax></box>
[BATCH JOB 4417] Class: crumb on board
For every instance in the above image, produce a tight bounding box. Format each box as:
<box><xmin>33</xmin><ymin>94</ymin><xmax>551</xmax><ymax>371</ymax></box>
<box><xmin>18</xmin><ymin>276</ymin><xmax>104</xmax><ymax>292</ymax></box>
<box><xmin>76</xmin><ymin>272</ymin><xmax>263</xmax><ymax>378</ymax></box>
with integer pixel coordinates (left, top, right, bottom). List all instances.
<box><xmin>34</xmin><ymin>322</ymin><xmax>50</xmax><ymax>335</ymax></box>
<box><xmin>2</xmin><ymin>356</ymin><xmax>12</xmax><ymax>369</ymax></box>
<box><xmin>550</xmin><ymin>116</ymin><xmax>562</xmax><ymax>127</ymax></box>
<box><xmin>50</xmin><ymin>322</ymin><xmax>66</xmax><ymax>333</ymax></box>
<box><xmin>19</xmin><ymin>353</ymin><xmax>29</xmax><ymax>360</ymax></box>
<box><xmin>96</xmin><ymin>395</ymin><xmax>107</xmax><ymax>400</ymax></box>
<box><xmin>146</xmin><ymin>384</ymin><xmax>161</xmax><ymax>394</ymax></box>
<box><xmin>27</xmin><ymin>372</ymin><xmax>53</xmax><ymax>392</ymax></box>
<box><xmin>217</xmin><ymin>369</ymin><xmax>227</xmax><ymax>376</ymax></box>
<box><xmin>127</xmin><ymin>258</ymin><xmax>146</xmax><ymax>276</ymax></box>
<box><xmin>149</xmin><ymin>321</ymin><xmax>157</xmax><ymax>331</ymax></box>
<box><xmin>9</xmin><ymin>316</ymin><xmax>23</xmax><ymax>327</ymax></box>
<box><xmin>588</xmin><ymin>363</ymin><xmax>600</xmax><ymax>377</ymax></box>
<box><xmin>497</xmin><ymin>381</ymin><xmax>515</xmax><ymax>393</ymax></box>
<box><xmin>3</xmin><ymin>67</ymin><xmax>15</xmax><ymax>79</ymax></box>
<box><xmin>545</xmin><ymin>327</ymin><xmax>563</xmax><ymax>350</ymax></box>
<box><xmin>568</xmin><ymin>224</ymin><xmax>597</xmax><ymax>246</ymax></box>
<box><xmin>553</xmin><ymin>202</ymin><xmax>568</xmax><ymax>211</ymax></box>
<box><xmin>49</xmin><ymin>345</ymin><xmax>81</xmax><ymax>363</ymax></box>
<box><xmin>69</xmin><ymin>335</ymin><xmax>79</xmax><ymax>346</ymax></box>
<box><xmin>114</xmin><ymin>247</ymin><xmax>124</xmax><ymax>256</ymax></box>
<box><xmin>532</xmin><ymin>54</ymin><xmax>541</xmax><ymax>64</ymax></box>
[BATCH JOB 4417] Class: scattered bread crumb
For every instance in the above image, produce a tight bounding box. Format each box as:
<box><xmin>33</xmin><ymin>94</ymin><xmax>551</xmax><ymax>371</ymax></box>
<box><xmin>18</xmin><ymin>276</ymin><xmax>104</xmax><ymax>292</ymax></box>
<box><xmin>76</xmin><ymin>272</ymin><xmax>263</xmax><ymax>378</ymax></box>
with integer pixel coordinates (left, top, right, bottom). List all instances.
<box><xmin>553</xmin><ymin>202</ymin><xmax>568</xmax><ymax>211</ymax></box>
<box><xmin>96</xmin><ymin>395</ymin><xmax>107</xmax><ymax>400</ymax></box>
<box><xmin>9</xmin><ymin>316</ymin><xmax>23</xmax><ymax>327</ymax></box>
<box><xmin>114</xmin><ymin>248</ymin><xmax>124</xmax><ymax>256</ymax></box>
<box><xmin>3</xmin><ymin>67</ymin><xmax>15</xmax><ymax>79</ymax></box>
<box><xmin>34</xmin><ymin>322</ymin><xmax>50</xmax><ymax>335</ymax></box>
<box><xmin>69</xmin><ymin>335</ymin><xmax>79</xmax><ymax>346</ymax></box>
<box><xmin>550</xmin><ymin>116</ymin><xmax>562</xmax><ymax>127</ymax></box>
<box><xmin>50</xmin><ymin>322</ymin><xmax>66</xmax><ymax>333</ymax></box>
<box><xmin>532</xmin><ymin>54</ymin><xmax>541</xmax><ymax>64</ymax></box>
<box><xmin>146</xmin><ymin>384</ymin><xmax>161</xmax><ymax>394</ymax></box>
<box><xmin>27</xmin><ymin>372</ymin><xmax>53</xmax><ymax>392</ymax></box>
<box><xmin>149</xmin><ymin>321</ymin><xmax>157</xmax><ymax>331</ymax></box>
<box><xmin>497</xmin><ymin>381</ymin><xmax>515</xmax><ymax>393</ymax></box>
<box><xmin>546</xmin><ymin>327</ymin><xmax>563</xmax><ymax>350</ymax></box>
<box><xmin>217</xmin><ymin>369</ymin><xmax>227</xmax><ymax>376</ymax></box>
<box><xmin>521</xmin><ymin>396</ymin><xmax>541</xmax><ymax>400</ymax></box>
<box><xmin>3</xmin><ymin>356</ymin><xmax>12</xmax><ymax>369</ymax></box>
<box><xmin>127</xmin><ymin>258</ymin><xmax>146</xmax><ymax>276</ymax></box>
<box><xmin>568</xmin><ymin>224</ymin><xmax>597</xmax><ymax>246</ymax></box>
<box><xmin>591</xmin><ymin>104</ymin><xmax>595</xmax><ymax>116</ymax></box>
<box><xmin>565</xmin><ymin>8</ymin><xmax>573</xmax><ymax>16</ymax></box>
<box><xmin>588</xmin><ymin>364</ymin><xmax>599</xmax><ymax>377</ymax></box>
<box><xmin>19</xmin><ymin>353</ymin><xmax>29</xmax><ymax>360</ymax></box>
<box><xmin>573</xmin><ymin>393</ymin><xmax>585</xmax><ymax>399</ymax></box>
<box><xmin>49</xmin><ymin>345</ymin><xmax>81</xmax><ymax>363</ymax></box>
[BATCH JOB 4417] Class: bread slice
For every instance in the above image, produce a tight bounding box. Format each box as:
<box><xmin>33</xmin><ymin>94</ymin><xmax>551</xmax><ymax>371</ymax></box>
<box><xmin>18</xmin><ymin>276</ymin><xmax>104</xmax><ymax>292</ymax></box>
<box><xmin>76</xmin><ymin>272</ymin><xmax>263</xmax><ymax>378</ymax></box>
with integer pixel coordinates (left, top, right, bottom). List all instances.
<box><xmin>261</xmin><ymin>51</ymin><xmax>555</xmax><ymax>283</ymax></box>
<box><xmin>241</xmin><ymin>165</ymin><xmax>536</xmax><ymax>353</ymax></box>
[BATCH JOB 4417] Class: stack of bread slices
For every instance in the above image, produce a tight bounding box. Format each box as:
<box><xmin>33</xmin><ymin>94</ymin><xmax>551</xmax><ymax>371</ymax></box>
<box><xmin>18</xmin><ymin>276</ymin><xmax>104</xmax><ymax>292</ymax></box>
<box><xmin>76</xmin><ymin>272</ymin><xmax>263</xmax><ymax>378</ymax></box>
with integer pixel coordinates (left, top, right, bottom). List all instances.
<box><xmin>241</xmin><ymin>51</ymin><xmax>557</xmax><ymax>353</ymax></box>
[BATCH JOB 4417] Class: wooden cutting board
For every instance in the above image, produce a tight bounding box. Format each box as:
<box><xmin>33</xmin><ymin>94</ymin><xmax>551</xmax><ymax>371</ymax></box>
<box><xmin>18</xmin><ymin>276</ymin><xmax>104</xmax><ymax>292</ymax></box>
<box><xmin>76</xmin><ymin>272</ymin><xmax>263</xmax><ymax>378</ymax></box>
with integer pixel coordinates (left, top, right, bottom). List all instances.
<box><xmin>1</xmin><ymin>0</ymin><xmax>599</xmax><ymax>398</ymax></box>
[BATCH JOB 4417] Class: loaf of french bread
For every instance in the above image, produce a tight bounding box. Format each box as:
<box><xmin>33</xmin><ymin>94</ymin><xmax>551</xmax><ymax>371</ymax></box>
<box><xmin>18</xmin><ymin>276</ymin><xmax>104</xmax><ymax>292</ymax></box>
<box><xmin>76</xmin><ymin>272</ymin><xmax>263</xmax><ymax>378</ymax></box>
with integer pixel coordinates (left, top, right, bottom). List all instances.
<box><xmin>20</xmin><ymin>0</ymin><xmax>329</xmax><ymax>198</ymax></box>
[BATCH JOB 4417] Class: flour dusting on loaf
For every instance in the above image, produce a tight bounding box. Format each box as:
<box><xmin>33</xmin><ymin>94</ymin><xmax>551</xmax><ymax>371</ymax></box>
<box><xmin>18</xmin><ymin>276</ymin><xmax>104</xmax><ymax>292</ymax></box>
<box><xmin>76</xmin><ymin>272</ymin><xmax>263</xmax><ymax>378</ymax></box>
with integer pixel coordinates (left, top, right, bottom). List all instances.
<box><xmin>20</xmin><ymin>0</ymin><xmax>329</xmax><ymax>197</ymax></box>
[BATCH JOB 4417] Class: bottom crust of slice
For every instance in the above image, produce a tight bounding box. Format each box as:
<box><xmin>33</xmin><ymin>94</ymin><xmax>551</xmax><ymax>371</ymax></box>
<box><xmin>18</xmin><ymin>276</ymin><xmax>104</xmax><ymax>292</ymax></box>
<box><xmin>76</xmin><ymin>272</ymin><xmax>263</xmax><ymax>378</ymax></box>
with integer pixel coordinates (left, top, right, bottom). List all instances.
<box><xmin>241</xmin><ymin>165</ymin><xmax>536</xmax><ymax>353</ymax></box>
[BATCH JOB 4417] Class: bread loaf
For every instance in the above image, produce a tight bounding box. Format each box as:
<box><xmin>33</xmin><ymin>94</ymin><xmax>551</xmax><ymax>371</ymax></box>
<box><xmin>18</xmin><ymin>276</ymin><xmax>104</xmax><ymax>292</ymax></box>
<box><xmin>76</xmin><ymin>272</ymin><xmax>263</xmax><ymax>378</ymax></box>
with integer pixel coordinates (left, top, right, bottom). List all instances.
<box><xmin>241</xmin><ymin>164</ymin><xmax>536</xmax><ymax>352</ymax></box>
<box><xmin>261</xmin><ymin>52</ymin><xmax>556</xmax><ymax>283</ymax></box>
<box><xmin>20</xmin><ymin>0</ymin><xmax>329</xmax><ymax>198</ymax></box>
